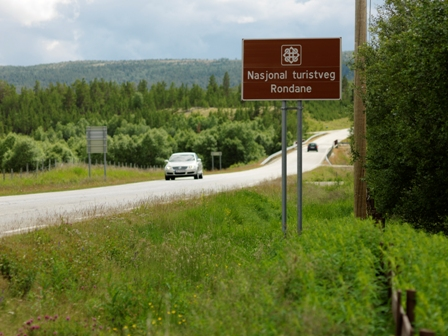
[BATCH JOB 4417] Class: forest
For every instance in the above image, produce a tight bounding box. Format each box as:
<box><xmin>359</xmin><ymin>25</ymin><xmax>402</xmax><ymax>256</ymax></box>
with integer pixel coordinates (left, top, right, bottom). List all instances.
<box><xmin>0</xmin><ymin>72</ymin><xmax>352</xmax><ymax>171</ymax></box>
<box><xmin>0</xmin><ymin>53</ymin><xmax>354</xmax><ymax>91</ymax></box>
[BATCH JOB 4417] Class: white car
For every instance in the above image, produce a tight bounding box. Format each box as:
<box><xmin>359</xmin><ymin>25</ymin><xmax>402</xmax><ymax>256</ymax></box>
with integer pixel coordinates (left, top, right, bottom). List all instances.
<box><xmin>164</xmin><ymin>152</ymin><xmax>203</xmax><ymax>180</ymax></box>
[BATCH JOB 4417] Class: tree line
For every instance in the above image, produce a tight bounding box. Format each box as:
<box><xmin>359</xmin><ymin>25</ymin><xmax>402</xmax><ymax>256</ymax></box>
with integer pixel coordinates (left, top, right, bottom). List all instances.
<box><xmin>0</xmin><ymin>72</ymin><xmax>352</xmax><ymax>172</ymax></box>
<box><xmin>358</xmin><ymin>0</ymin><xmax>448</xmax><ymax>233</ymax></box>
<box><xmin>0</xmin><ymin>55</ymin><xmax>355</xmax><ymax>92</ymax></box>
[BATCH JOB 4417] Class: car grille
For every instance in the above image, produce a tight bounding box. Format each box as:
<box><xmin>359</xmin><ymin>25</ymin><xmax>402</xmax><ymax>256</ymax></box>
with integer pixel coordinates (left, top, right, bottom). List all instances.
<box><xmin>173</xmin><ymin>166</ymin><xmax>188</xmax><ymax>170</ymax></box>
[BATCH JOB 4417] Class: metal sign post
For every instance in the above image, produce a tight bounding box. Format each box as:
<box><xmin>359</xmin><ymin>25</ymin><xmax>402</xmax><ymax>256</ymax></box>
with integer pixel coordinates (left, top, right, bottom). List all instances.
<box><xmin>281</xmin><ymin>101</ymin><xmax>304</xmax><ymax>236</ymax></box>
<box><xmin>86</xmin><ymin>126</ymin><xmax>107</xmax><ymax>179</ymax></box>
<box><xmin>281</xmin><ymin>101</ymin><xmax>287</xmax><ymax>236</ymax></box>
<box><xmin>297</xmin><ymin>100</ymin><xmax>303</xmax><ymax>234</ymax></box>
<box><xmin>242</xmin><ymin>38</ymin><xmax>341</xmax><ymax>235</ymax></box>
<box><xmin>211</xmin><ymin>151</ymin><xmax>222</xmax><ymax>170</ymax></box>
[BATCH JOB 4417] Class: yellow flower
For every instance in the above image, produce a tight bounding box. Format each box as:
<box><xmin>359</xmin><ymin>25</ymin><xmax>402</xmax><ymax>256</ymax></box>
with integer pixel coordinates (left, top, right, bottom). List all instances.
<box><xmin>132</xmin><ymin>324</ymin><xmax>136</xmax><ymax>328</ymax></box>
<box><xmin>172</xmin><ymin>310</ymin><xmax>176</xmax><ymax>314</ymax></box>
<box><xmin>158</xmin><ymin>317</ymin><xmax>162</xmax><ymax>321</ymax></box>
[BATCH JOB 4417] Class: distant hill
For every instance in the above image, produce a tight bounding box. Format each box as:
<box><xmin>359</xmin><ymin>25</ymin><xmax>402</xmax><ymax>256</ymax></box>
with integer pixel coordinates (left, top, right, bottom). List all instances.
<box><xmin>0</xmin><ymin>52</ymin><xmax>354</xmax><ymax>90</ymax></box>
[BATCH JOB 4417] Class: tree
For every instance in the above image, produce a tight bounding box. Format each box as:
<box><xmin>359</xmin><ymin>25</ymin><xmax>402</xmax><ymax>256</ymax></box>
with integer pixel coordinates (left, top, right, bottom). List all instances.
<box><xmin>360</xmin><ymin>0</ymin><xmax>448</xmax><ymax>232</ymax></box>
<box><xmin>206</xmin><ymin>75</ymin><xmax>219</xmax><ymax>107</ymax></box>
<box><xmin>1</xmin><ymin>135</ymin><xmax>44</xmax><ymax>170</ymax></box>
<box><xmin>222</xmin><ymin>72</ymin><xmax>230</xmax><ymax>97</ymax></box>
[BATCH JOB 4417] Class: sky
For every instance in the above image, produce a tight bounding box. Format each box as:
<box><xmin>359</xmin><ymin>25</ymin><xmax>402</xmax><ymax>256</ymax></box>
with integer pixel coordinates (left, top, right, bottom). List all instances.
<box><xmin>0</xmin><ymin>0</ymin><xmax>384</xmax><ymax>66</ymax></box>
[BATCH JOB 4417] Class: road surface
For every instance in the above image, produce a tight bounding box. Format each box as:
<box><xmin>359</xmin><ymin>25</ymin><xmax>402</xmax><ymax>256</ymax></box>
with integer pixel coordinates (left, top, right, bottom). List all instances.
<box><xmin>0</xmin><ymin>129</ymin><xmax>349</xmax><ymax>236</ymax></box>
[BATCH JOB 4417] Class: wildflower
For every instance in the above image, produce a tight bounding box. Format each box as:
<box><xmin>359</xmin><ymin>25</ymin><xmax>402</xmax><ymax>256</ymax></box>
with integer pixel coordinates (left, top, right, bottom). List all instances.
<box><xmin>171</xmin><ymin>310</ymin><xmax>176</xmax><ymax>314</ymax></box>
<box><xmin>158</xmin><ymin>317</ymin><xmax>162</xmax><ymax>321</ymax></box>
<box><xmin>66</xmin><ymin>316</ymin><xmax>70</xmax><ymax>321</ymax></box>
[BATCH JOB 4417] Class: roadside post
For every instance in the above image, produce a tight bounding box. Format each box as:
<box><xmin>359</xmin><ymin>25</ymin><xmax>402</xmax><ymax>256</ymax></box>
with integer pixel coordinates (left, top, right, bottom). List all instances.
<box><xmin>242</xmin><ymin>38</ymin><xmax>341</xmax><ymax>236</ymax></box>
<box><xmin>86</xmin><ymin>126</ymin><xmax>108</xmax><ymax>179</ymax></box>
<box><xmin>211</xmin><ymin>151</ymin><xmax>222</xmax><ymax>171</ymax></box>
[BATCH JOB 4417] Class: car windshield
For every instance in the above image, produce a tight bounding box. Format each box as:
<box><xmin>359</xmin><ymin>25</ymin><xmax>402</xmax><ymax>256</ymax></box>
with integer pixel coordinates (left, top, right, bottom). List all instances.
<box><xmin>169</xmin><ymin>154</ymin><xmax>195</xmax><ymax>162</ymax></box>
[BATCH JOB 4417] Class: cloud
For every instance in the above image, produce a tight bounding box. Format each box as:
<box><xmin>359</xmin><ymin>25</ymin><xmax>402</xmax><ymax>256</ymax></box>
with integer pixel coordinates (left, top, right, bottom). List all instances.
<box><xmin>0</xmin><ymin>0</ymin><xmax>385</xmax><ymax>66</ymax></box>
<box><xmin>0</xmin><ymin>0</ymin><xmax>76</xmax><ymax>26</ymax></box>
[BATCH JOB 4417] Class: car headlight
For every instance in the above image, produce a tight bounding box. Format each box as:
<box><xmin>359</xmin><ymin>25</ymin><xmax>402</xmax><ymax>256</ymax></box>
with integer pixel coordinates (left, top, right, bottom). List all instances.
<box><xmin>166</xmin><ymin>165</ymin><xmax>172</xmax><ymax>170</ymax></box>
<box><xmin>188</xmin><ymin>165</ymin><xmax>197</xmax><ymax>169</ymax></box>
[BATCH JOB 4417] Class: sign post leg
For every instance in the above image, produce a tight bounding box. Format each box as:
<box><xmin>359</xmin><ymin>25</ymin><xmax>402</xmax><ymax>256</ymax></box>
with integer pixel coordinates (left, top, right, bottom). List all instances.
<box><xmin>297</xmin><ymin>100</ymin><xmax>303</xmax><ymax>234</ymax></box>
<box><xmin>282</xmin><ymin>101</ymin><xmax>287</xmax><ymax>237</ymax></box>
<box><xmin>88</xmin><ymin>152</ymin><xmax>91</xmax><ymax>178</ymax></box>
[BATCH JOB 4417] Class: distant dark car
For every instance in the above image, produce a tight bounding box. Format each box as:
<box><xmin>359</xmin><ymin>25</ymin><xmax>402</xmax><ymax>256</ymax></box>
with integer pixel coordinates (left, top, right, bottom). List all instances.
<box><xmin>307</xmin><ymin>142</ymin><xmax>318</xmax><ymax>152</ymax></box>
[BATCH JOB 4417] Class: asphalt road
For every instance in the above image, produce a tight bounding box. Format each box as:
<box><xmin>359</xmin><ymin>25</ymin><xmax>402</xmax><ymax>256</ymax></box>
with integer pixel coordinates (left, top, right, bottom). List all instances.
<box><xmin>0</xmin><ymin>129</ymin><xmax>349</xmax><ymax>236</ymax></box>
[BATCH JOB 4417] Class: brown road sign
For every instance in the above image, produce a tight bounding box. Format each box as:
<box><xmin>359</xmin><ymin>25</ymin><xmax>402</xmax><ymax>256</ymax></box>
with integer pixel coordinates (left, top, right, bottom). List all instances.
<box><xmin>241</xmin><ymin>38</ymin><xmax>341</xmax><ymax>101</ymax></box>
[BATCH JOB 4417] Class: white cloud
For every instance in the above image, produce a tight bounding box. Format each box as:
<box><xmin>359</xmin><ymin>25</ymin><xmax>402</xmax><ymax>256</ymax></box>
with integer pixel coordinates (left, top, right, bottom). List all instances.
<box><xmin>0</xmin><ymin>0</ymin><xmax>76</xmax><ymax>26</ymax></box>
<box><xmin>0</xmin><ymin>0</ymin><xmax>386</xmax><ymax>65</ymax></box>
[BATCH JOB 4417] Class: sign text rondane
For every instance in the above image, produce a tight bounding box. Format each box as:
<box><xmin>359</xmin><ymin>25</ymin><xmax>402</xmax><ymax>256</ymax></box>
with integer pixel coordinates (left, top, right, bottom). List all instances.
<box><xmin>241</xmin><ymin>38</ymin><xmax>341</xmax><ymax>101</ymax></box>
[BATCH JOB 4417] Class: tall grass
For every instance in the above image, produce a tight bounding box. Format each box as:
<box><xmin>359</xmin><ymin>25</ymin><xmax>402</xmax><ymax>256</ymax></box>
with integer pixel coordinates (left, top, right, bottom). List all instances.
<box><xmin>382</xmin><ymin>223</ymin><xmax>448</xmax><ymax>334</ymax></box>
<box><xmin>0</xmin><ymin>164</ymin><xmax>164</xmax><ymax>196</ymax></box>
<box><xmin>0</xmin><ymin>168</ymin><xmax>395</xmax><ymax>335</ymax></box>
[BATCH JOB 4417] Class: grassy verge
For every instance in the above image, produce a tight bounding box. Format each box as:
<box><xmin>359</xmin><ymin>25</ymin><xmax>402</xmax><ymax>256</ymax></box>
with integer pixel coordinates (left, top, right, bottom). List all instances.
<box><xmin>0</xmin><ymin>168</ymin><xmax>394</xmax><ymax>335</ymax></box>
<box><xmin>0</xmin><ymin>165</ymin><xmax>164</xmax><ymax>197</ymax></box>
<box><xmin>306</xmin><ymin>116</ymin><xmax>351</xmax><ymax>133</ymax></box>
<box><xmin>382</xmin><ymin>224</ymin><xmax>448</xmax><ymax>334</ymax></box>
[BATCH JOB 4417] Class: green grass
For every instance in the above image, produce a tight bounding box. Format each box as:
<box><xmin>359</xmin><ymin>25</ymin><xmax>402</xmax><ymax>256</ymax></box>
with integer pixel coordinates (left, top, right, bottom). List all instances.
<box><xmin>0</xmin><ymin>166</ymin><xmax>446</xmax><ymax>335</ymax></box>
<box><xmin>382</xmin><ymin>223</ymin><xmax>448</xmax><ymax>334</ymax></box>
<box><xmin>306</xmin><ymin>116</ymin><xmax>351</xmax><ymax>133</ymax></box>
<box><xmin>0</xmin><ymin>164</ymin><xmax>164</xmax><ymax>196</ymax></box>
<box><xmin>303</xmin><ymin>165</ymin><xmax>353</xmax><ymax>182</ymax></box>
<box><xmin>0</xmin><ymin>169</ymin><xmax>395</xmax><ymax>335</ymax></box>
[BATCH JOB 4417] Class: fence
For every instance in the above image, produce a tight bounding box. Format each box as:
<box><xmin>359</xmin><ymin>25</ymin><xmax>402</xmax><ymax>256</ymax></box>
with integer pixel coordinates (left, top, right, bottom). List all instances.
<box><xmin>389</xmin><ymin>282</ymin><xmax>435</xmax><ymax>335</ymax></box>
<box><xmin>1</xmin><ymin>160</ymin><xmax>162</xmax><ymax>181</ymax></box>
<box><xmin>382</xmin><ymin>249</ymin><xmax>436</xmax><ymax>336</ymax></box>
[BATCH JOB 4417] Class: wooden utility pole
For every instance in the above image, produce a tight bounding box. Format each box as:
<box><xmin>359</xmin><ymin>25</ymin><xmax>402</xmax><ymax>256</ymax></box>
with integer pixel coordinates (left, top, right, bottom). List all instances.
<box><xmin>354</xmin><ymin>0</ymin><xmax>367</xmax><ymax>219</ymax></box>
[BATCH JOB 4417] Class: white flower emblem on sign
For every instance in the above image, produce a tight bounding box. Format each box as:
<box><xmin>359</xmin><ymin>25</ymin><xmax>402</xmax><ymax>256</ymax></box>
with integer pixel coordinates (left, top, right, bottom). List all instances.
<box><xmin>283</xmin><ymin>47</ymin><xmax>300</xmax><ymax>64</ymax></box>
